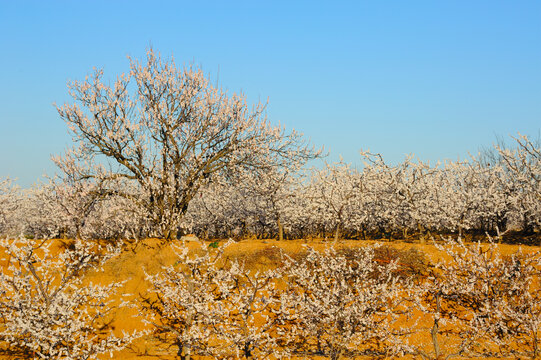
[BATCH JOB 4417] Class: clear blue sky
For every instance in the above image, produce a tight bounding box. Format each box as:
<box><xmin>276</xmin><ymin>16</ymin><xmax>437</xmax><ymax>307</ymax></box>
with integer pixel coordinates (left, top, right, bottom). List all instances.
<box><xmin>1</xmin><ymin>1</ymin><xmax>540</xmax><ymax>187</ymax></box>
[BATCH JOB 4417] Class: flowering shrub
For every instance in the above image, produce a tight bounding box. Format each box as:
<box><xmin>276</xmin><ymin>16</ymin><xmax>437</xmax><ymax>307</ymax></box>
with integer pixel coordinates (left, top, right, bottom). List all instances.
<box><xmin>0</xmin><ymin>237</ymin><xmax>140</xmax><ymax>359</ymax></box>
<box><xmin>142</xmin><ymin>241</ymin><xmax>413</xmax><ymax>359</ymax></box>
<box><xmin>414</xmin><ymin>236</ymin><xmax>541</xmax><ymax>359</ymax></box>
<box><xmin>278</xmin><ymin>245</ymin><xmax>413</xmax><ymax>359</ymax></box>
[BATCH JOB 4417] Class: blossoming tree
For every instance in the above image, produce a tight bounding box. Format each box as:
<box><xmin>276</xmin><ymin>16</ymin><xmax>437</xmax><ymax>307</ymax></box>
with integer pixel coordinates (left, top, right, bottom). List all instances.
<box><xmin>55</xmin><ymin>49</ymin><xmax>319</xmax><ymax>239</ymax></box>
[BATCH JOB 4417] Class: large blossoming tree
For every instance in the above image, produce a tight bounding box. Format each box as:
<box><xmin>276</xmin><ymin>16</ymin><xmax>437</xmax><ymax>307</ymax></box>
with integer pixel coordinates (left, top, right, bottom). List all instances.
<box><xmin>55</xmin><ymin>49</ymin><xmax>319</xmax><ymax>239</ymax></box>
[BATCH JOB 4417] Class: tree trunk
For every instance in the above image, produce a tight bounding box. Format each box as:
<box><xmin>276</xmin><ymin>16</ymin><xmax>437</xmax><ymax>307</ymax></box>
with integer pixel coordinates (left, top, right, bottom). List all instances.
<box><xmin>431</xmin><ymin>292</ymin><xmax>441</xmax><ymax>359</ymax></box>
<box><xmin>75</xmin><ymin>224</ymin><xmax>82</xmax><ymax>240</ymax></box>
<box><xmin>334</xmin><ymin>223</ymin><xmax>340</xmax><ymax>242</ymax></box>
<box><xmin>244</xmin><ymin>343</ymin><xmax>253</xmax><ymax>360</ymax></box>
<box><xmin>277</xmin><ymin>216</ymin><xmax>284</xmax><ymax>241</ymax></box>
<box><xmin>531</xmin><ymin>327</ymin><xmax>538</xmax><ymax>360</ymax></box>
<box><xmin>161</xmin><ymin>222</ymin><xmax>176</xmax><ymax>241</ymax></box>
<box><xmin>176</xmin><ymin>341</ymin><xmax>191</xmax><ymax>360</ymax></box>
<box><xmin>418</xmin><ymin>223</ymin><xmax>426</xmax><ymax>245</ymax></box>
<box><xmin>331</xmin><ymin>351</ymin><xmax>343</xmax><ymax>360</ymax></box>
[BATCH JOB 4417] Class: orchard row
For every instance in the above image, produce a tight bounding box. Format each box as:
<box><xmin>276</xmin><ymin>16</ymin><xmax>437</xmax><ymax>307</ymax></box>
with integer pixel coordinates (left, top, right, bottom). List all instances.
<box><xmin>1</xmin><ymin>236</ymin><xmax>540</xmax><ymax>359</ymax></box>
<box><xmin>1</xmin><ymin>134</ymin><xmax>539</xmax><ymax>242</ymax></box>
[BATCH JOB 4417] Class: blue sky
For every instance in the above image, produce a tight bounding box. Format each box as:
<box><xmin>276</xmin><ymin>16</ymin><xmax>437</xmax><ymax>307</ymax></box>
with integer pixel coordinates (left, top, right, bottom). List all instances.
<box><xmin>1</xmin><ymin>1</ymin><xmax>540</xmax><ymax>187</ymax></box>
